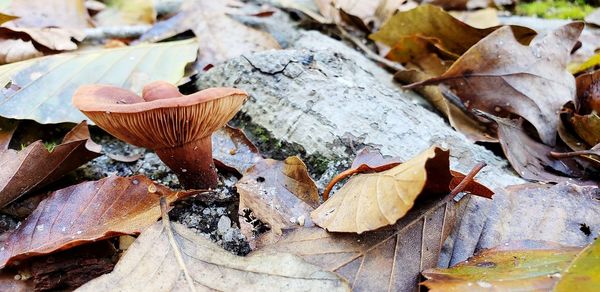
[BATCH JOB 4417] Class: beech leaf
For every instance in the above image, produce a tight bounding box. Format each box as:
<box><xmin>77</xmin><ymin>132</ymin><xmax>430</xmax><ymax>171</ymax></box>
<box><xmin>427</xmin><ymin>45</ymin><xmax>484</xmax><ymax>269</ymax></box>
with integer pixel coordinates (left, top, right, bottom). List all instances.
<box><xmin>0</xmin><ymin>39</ymin><xmax>197</xmax><ymax>124</ymax></box>
<box><xmin>312</xmin><ymin>146</ymin><xmax>452</xmax><ymax>233</ymax></box>
<box><xmin>406</xmin><ymin>23</ymin><xmax>584</xmax><ymax>146</ymax></box>
<box><xmin>422</xmin><ymin>241</ymin><xmax>582</xmax><ymax>291</ymax></box>
<box><xmin>0</xmin><ymin>121</ymin><xmax>101</xmax><ymax>208</ymax></box>
<box><xmin>323</xmin><ymin>147</ymin><xmax>493</xmax><ymax>200</ymax></box>
<box><xmin>76</xmin><ymin>221</ymin><xmax>351</xmax><ymax>292</ymax></box>
<box><xmin>212</xmin><ymin>125</ymin><xmax>262</xmax><ymax>175</ymax></box>
<box><xmin>0</xmin><ymin>175</ymin><xmax>195</xmax><ymax>268</ymax></box>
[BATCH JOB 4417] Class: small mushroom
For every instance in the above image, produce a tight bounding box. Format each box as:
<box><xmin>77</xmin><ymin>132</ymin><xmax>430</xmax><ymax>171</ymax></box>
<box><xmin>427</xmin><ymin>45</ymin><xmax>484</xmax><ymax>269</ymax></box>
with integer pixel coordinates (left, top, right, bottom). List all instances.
<box><xmin>73</xmin><ymin>81</ymin><xmax>248</xmax><ymax>189</ymax></box>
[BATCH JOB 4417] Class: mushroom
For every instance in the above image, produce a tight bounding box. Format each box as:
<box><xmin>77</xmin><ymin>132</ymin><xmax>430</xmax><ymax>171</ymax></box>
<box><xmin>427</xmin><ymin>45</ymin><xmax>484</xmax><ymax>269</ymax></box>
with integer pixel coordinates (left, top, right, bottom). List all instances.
<box><xmin>72</xmin><ymin>81</ymin><xmax>248</xmax><ymax>189</ymax></box>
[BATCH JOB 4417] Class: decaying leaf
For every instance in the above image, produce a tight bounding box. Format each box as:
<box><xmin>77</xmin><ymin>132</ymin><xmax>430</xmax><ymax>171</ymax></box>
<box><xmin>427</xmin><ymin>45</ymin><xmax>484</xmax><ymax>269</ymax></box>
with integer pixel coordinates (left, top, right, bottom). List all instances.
<box><xmin>138</xmin><ymin>0</ymin><xmax>280</xmax><ymax>70</ymax></box>
<box><xmin>406</xmin><ymin>23</ymin><xmax>583</xmax><ymax>146</ymax></box>
<box><xmin>422</xmin><ymin>241</ymin><xmax>582</xmax><ymax>291</ymax></box>
<box><xmin>394</xmin><ymin>60</ymin><xmax>497</xmax><ymax>142</ymax></box>
<box><xmin>0</xmin><ymin>39</ymin><xmax>197</xmax><ymax>124</ymax></box>
<box><xmin>93</xmin><ymin>0</ymin><xmax>156</xmax><ymax>26</ymax></box>
<box><xmin>481</xmin><ymin>114</ymin><xmax>580</xmax><ymax>183</ymax></box>
<box><xmin>571</xmin><ymin>113</ymin><xmax>600</xmax><ymax>146</ymax></box>
<box><xmin>0</xmin><ymin>39</ymin><xmax>43</xmax><ymax>64</ymax></box>
<box><xmin>0</xmin><ymin>122</ymin><xmax>101</xmax><ymax>207</ymax></box>
<box><xmin>315</xmin><ymin>0</ymin><xmax>410</xmax><ymax>31</ymax></box>
<box><xmin>370</xmin><ymin>4</ymin><xmax>535</xmax><ymax>63</ymax></box>
<box><xmin>212</xmin><ymin>125</ymin><xmax>262</xmax><ymax>175</ymax></box>
<box><xmin>312</xmin><ymin>146</ymin><xmax>452</xmax><ymax>233</ymax></box>
<box><xmin>77</xmin><ymin>221</ymin><xmax>351</xmax><ymax>291</ymax></box>
<box><xmin>323</xmin><ymin>147</ymin><xmax>493</xmax><ymax>200</ymax></box>
<box><xmin>265</xmin><ymin>185</ymin><xmax>467</xmax><ymax>291</ymax></box>
<box><xmin>449</xmin><ymin>8</ymin><xmax>499</xmax><ymax>29</ymax></box>
<box><xmin>237</xmin><ymin>156</ymin><xmax>319</xmax><ymax>237</ymax></box>
<box><xmin>4</xmin><ymin>0</ymin><xmax>92</xmax><ymax>29</ymax></box>
<box><xmin>0</xmin><ymin>175</ymin><xmax>195</xmax><ymax>268</ymax></box>
<box><xmin>555</xmin><ymin>236</ymin><xmax>600</xmax><ymax>291</ymax></box>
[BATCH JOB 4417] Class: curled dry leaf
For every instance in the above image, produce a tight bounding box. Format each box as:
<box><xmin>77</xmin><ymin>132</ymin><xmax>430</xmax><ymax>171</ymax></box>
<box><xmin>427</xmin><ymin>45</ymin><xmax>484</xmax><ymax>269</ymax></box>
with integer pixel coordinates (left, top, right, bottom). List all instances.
<box><xmin>264</xmin><ymin>182</ymin><xmax>469</xmax><ymax>291</ymax></box>
<box><xmin>77</xmin><ymin>221</ymin><xmax>351</xmax><ymax>292</ymax></box>
<box><xmin>237</xmin><ymin>156</ymin><xmax>318</xmax><ymax>244</ymax></box>
<box><xmin>0</xmin><ymin>122</ymin><xmax>101</xmax><ymax>208</ymax></box>
<box><xmin>138</xmin><ymin>0</ymin><xmax>280</xmax><ymax>70</ymax></box>
<box><xmin>422</xmin><ymin>241</ymin><xmax>582</xmax><ymax>291</ymax></box>
<box><xmin>323</xmin><ymin>147</ymin><xmax>493</xmax><ymax>200</ymax></box>
<box><xmin>212</xmin><ymin>125</ymin><xmax>262</xmax><ymax>175</ymax></box>
<box><xmin>406</xmin><ymin>23</ymin><xmax>583</xmax><ymax>146</ymax></box>
<box><xmin>555</xmin><ymin>236</ymin><xmax>600</xmax><ymax>291</ymax></box>
<box><xmin>481</xmin><ymin>113</ymin><xmax>580</xmax><ymax>183</ymax></box>
<box><xmin>370</xmin><ymin>4</ymin><xmax>535</xmax><ymax>63</ymax></box>
<box><xmin>312</xmin><ymin>146</ymin><xmax>452</xmax><ymax>233</ymax></box>
<box><xmin>0</xmin><ymin>39</ymin><xmax>197</xmax><ymax>124</ymax></box>
<box><xmin>0</xmin><ymin>175</ymin><xmax>195</xmax><ymax>268</ymax></box>
<box><xmin>4</xmin><ymin>0</ymin><xmax>92</xmax><ymax>29</ymax></box>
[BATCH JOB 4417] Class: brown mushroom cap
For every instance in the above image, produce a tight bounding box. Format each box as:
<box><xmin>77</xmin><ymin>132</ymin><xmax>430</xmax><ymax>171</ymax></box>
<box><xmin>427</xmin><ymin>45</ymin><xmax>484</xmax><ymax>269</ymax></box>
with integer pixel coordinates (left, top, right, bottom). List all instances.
<box><xmin>73</xmin><ymin>81</ymin><xmax>248</xmax><ymax>149</ymax></box>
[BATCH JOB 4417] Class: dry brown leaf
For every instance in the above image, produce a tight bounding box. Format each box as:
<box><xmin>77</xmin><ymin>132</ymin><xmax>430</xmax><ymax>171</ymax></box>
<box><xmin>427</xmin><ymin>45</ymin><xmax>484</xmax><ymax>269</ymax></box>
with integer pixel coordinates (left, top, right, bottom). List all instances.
<box><xmin>212</xmin><ymin>125</ymin><xmax>262</xmax><ymax>175</ymax></box>
<box><xmin>406</xmin><ymin>23</ymin><xmax>583</xmax><ymax>146</ymax></box>
<box><xmin>5</xmin><ymin>0</ymin><xmax>92</xmax><ymax>29</ymax></box>
<box><xmin>0</xmin><ymin>175</ymin><xmax>195</xmax><ymax>268</ymax></box>
<box><xmin>264</xmin><ymin>186</ymin><xmax>467</xmax><ymax>291</ymax></box>
<box><xmin>394</xmin><ymin>58</ymin><xmax>497</xmax><ymax>142</ymax></box>
<box><xmin>0</xmin><ymin>122</ymin><xmax>101</xmax><ymax>208</ymax></box>
<box><xmin>237</xmin><ymin>156</ymin><xmax>318</xmax><ymax>246</ymax></box>
<box><xmin>370</xmin><ymin>4</ymin><xmax>536</xmax><ymax>62</ymax></box>
<box><xmin>323</xmin><ymin>147</ymin><xmax>493</xmax><ymax>200</ymax></box>
<box><xmin>312</xmin><ymin>146</ymin><xmax>452</xmax><ymax>233</ymax></box>
<box><xmin>449</xmin><ymin>8</ymin><xmax>499</xmax><ymax>29</ymax></box>
<box><xmin>481</xmin><ymin>113</ymin><xmax>581</xmax><ymax>183</ymax></box>
<box><xmin>315</xmin><ymin>0</ymin><xmax>408</xmax><ymax>31</ymax></box>
<box><xmin>77</xmin><ymin>221</ymin><xmax>351</xmax><ymax>291</ymax></box>
<box><xmin>0</xmin><ymin>39</ymin><xmax>43</xmax><ymax>64</ymax></box>
<box><xmin>138</xmin><ymin>0</ymin><xmax>280</xmax><ymax>70</ymax></box>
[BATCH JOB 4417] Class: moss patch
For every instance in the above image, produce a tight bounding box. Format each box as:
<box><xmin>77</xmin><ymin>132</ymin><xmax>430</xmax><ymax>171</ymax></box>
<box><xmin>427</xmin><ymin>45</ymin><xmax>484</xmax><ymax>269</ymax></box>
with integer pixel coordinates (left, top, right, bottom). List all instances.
<box><xmin>516</xmin><ymin>0</ymin><xmax>595</xmax><ymax>20</ymax></box>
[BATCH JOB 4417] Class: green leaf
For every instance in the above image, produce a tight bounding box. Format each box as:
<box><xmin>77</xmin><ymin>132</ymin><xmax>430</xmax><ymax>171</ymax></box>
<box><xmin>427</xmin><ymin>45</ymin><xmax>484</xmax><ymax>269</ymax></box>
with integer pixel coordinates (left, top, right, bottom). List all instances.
<box><xmin>554</xmin><ymin>237</ymin><xmax>600</xmax><ymax>291</ymax></box>
<box><xmin>0</xmin><ymin>39</ymin><xmax>197</xmax><ymax>124</ymax></box>
<box><xmin>421</xmin><ymin>241</ymin><xmax>581</xmax><ymax>291</ymax></box>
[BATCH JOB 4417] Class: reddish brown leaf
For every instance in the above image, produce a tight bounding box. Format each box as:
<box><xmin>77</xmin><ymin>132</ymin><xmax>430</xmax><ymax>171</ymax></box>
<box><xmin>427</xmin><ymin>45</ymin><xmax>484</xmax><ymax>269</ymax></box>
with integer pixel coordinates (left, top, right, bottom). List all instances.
<box><xmin>323</xmin><ymin>147</ymin><xmax>493</xmax><ymax>200</ymax></box>
<box><xmin>236</xmin><ymin>157</ymin><xmax>318</xmax><ymax>247</ymax></box>
<box><xmin>406</xmin><ymin>22</ymin><xmax>583</xmax><ymax>146</ymax></box>
<box><xmin>0</xmin><ymin>122</ymin><xmax>101</xmax><ymax>208</ymax></box>
<box><xmin>212</xmin><ymin>125</ymin><xmax>262</xmax><ymax>175</ymax></box>
<box><xmin>0</xmin><ymin>175</ymin><xmax>194</xmax><ymax>268</ymax></box>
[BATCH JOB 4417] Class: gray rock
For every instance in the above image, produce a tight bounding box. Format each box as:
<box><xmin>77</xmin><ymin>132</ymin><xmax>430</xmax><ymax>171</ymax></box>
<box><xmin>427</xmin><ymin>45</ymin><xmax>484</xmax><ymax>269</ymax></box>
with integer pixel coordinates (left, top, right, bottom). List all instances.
<box><xmin>217</xmin><ymin>216</ymin><xmax>232</xmax><ymax>236</ymax></box>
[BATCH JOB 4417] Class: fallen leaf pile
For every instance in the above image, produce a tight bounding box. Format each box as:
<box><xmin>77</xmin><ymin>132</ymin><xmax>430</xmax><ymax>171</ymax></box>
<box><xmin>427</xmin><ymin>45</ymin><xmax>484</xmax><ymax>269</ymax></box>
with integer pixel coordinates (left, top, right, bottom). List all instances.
<box><xmin>0</xmin><ymin>0</ymin><xmax>598</xmax><ymax>291</ymax></box>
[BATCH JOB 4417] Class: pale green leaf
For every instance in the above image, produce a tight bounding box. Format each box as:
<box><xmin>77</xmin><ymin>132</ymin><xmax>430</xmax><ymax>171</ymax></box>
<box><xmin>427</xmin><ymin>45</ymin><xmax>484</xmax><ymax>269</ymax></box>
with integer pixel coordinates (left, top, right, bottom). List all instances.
<box><xmin>0</xmin><ymin>39</ymin><xmax>197</xmax><ymax>124</ymax></box>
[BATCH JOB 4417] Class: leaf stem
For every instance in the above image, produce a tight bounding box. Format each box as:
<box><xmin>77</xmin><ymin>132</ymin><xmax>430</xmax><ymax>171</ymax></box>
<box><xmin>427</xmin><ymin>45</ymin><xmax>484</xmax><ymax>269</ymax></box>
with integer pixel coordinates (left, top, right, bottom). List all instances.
<box><xmin>160</xmin><ymin>196</ymin><xmax>197</xmax><ymax>292</ymax></box>
<box><xmin>449</xmin><ymin>162</ymin><xmax>486</xmax><ymax>198</ymax></box>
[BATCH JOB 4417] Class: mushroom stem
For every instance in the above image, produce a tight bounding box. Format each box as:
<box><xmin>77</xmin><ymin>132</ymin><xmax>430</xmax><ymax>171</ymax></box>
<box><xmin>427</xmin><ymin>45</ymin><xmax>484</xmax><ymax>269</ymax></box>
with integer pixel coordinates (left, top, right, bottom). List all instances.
<box><xmin>155</xmin><ymin>136</ymin><xmax>218</xmax><ymax>190</ymax></box>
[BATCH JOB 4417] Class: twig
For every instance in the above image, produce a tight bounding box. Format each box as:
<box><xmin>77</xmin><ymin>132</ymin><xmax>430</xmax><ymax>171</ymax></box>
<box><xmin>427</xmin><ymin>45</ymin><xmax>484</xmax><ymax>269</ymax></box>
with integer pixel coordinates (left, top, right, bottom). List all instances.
<box><xmin>336</xmin><ymin>25</ymin><xmax>405</xmax><ymax>72</ymax></box>
<box><xmin>449</xmin><ymin>162</ymin><xmax>486</xmax><ymax>197</ymax></box>
<box><xmin>83</xmin><ymin>25</ymin><xmax>152</xmax><ymax>41</ymax></box>
<box><xmin>159</xmin><ymin>195</ymin><xmax>197</xmax><ymax>292</ymax></box>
